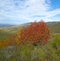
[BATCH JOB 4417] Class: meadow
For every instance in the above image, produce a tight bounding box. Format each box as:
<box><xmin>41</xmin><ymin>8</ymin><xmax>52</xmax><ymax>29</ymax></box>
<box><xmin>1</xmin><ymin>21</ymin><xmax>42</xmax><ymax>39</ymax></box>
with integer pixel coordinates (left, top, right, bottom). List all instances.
<box><xmin>0</xmin><ymin>22</ymin><xmax>60</xmax><ymax>61</ymax></box>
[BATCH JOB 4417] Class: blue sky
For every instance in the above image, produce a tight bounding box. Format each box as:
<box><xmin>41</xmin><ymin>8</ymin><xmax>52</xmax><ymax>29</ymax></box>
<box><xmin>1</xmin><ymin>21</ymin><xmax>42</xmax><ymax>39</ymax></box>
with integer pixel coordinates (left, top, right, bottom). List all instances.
<box><xmin>0</xmin><ymin>0</ymin><xmax>60</xmax><ymax>24</ymax></box>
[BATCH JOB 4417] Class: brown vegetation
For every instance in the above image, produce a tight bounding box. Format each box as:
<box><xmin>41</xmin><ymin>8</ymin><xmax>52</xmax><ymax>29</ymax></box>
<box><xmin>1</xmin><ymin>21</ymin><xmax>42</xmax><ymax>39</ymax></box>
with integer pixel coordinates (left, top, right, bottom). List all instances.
<box><xmin>18</xmin><ymin>20</ymin><xmax>51</xmax><ymax>45</ymax></box>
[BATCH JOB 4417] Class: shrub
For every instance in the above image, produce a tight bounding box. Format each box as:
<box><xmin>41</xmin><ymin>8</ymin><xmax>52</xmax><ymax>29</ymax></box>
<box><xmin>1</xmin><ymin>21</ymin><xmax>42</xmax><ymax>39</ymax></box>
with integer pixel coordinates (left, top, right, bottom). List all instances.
<box><xmin>18</xmin><ymin>20</ymin><xmax>51</xmax><ymax>45</ymax></box>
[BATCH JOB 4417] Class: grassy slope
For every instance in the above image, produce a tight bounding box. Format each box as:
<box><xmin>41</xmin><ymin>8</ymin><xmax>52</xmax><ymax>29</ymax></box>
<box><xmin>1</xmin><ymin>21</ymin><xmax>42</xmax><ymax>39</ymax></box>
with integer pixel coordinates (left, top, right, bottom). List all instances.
<box><xmin>0</xmin><ymin>22</ymin><xmax>60</xmax><ymax>40</ymax></box>
<box><xmin>0</xmin><ymin>34</ymin><xmax>60</xmax><ymax>61</ymax></box>
<box><xmin>48</xmin><ymin>22</ymin><xmax>60</xmax><ymax>33</ymax></box>
<box><xmin>0</xmin><ymin>30</ymin><xmax>12</xmax><ymax>40</ymax></box>
<box><xmin>0</xmin><ymin>25</ymin><xmax>21</xmax><ymax>40</ymax></box>
<box><xmin>0</xmin><ymin>22</ymin><xmax>60</xmax><ymax>61</ymax></box>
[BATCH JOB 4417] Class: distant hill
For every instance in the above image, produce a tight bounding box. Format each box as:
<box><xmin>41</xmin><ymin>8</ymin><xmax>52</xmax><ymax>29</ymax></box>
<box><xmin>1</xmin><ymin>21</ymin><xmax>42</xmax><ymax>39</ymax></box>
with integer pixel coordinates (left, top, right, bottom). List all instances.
<box><xmin>47</xmin><ymin>22</ymin><xmax>60</xmax><ymax>33</ymax></box>
<box><xmin>0</xmin><ymin>22</ymin><xmax>60</xmax><ymax>40</ymax></box>
<box><xmin>0</xmin><ymin>24</ymin><xmax>14</xmax><ymax>27</ymax></box>
<box><xmin>20</xmin><ymin>22</ymin><xmax>60</xmax><ymax>33</ymax></box>
<box><xmin>0</xmin><ymin>22</ymin><xmax>60</xmax><ymax>33</ymax></box>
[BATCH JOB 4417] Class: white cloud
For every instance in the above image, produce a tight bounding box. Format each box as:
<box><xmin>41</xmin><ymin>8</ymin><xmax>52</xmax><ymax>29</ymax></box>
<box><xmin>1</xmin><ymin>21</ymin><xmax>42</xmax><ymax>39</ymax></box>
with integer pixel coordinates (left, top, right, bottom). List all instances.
<box><xmin>0</xmin><ymin>0</ymin><xmax>60</xmax><ymax>24</ymax></box>
<box><xmin>45</xmin><ymin>9</ymin><xmax>60</xmax><ymax>18</ymax></box>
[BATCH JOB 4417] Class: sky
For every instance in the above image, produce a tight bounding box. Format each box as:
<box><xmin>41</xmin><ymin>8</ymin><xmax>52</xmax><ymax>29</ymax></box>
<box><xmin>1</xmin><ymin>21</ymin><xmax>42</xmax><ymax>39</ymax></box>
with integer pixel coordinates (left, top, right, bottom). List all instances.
<box><xmin>0</xmin><ymin>0</ymin><xmax>60</xmax><ymax>24</ymax></box>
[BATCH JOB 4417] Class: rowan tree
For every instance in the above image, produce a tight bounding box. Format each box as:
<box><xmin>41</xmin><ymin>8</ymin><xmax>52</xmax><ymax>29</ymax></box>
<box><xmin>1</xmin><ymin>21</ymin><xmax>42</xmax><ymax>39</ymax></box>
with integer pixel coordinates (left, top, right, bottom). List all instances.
<box><xmin>18</xmin><ymin>20</ymin><xmax>51</xmax><ymax>45</ymax></box>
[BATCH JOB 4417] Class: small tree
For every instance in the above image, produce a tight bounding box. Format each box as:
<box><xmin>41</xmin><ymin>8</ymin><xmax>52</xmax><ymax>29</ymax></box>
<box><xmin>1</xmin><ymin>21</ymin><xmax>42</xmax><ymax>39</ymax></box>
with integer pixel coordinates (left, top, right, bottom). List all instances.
<box><xmin>18</xmin><ymin>20</ymin><xmax>51</xmax><ymax>45</ymax></box>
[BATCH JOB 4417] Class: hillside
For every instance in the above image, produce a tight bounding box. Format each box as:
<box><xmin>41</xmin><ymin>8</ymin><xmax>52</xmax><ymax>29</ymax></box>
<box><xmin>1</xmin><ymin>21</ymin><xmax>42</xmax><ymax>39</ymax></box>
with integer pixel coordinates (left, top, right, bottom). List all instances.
<box><xmin>0</xmin><ymin>22</ymin><xmax>60</xmax><ymax>33</ymax></box>
<box><xmin>0</xmin><ymin>22</ymin><xmax>60</xmax><ymax>40</ymax></box>
<box><xmin>0</xmin><ymin>22</ymin><xmax>60</xmax><ymax>61</ymax></box>
<box><xmin>47</xmin><ymin>22</ymin><xmax>60</xmax><ymax>33</ymax></box>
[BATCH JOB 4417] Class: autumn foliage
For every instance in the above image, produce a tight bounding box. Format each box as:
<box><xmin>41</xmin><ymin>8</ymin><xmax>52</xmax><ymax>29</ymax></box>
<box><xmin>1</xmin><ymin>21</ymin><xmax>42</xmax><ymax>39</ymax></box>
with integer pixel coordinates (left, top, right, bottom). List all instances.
<box><xmin>0</xmin><ymin>35</ymin><xmax>16</xmax><ymax>47</ymax></box>
<box><xmin>18</xmin><ymin>20</ymin><xmax>51</xmax><ymax>45</ymax></box>
<box><xmin>0</xmin><ymin>20</ymin><xmax>51</xmax><ymax>47</ymax></box>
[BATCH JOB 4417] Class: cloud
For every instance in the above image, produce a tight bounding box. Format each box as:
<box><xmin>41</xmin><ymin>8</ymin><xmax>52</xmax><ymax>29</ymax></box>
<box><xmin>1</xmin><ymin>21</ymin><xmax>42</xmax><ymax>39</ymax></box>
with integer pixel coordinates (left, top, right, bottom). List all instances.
<box><xmin>45</xmin><ymin>9</ymin><xmax>60</xmax><ymax>18</ymax></box>
<box><xmin>0</xmin><ymin>0</ymin><xmax>60</xmax><ymax>24</ymax></box>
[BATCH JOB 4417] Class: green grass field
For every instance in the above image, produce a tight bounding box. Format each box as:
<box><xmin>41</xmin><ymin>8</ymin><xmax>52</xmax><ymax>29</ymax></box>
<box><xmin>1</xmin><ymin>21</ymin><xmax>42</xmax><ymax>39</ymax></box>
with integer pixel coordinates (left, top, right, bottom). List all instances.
<box><xmin>0</xmin><ymin>34</ymin><xmax>60</xmax><ymax>61</ymax></box>
<box><xmin>0</xmin><ymin>22</ymin><xmax>60</xmax><ymax>61</ymax></box>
